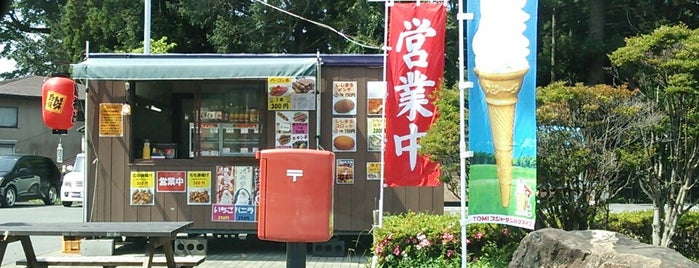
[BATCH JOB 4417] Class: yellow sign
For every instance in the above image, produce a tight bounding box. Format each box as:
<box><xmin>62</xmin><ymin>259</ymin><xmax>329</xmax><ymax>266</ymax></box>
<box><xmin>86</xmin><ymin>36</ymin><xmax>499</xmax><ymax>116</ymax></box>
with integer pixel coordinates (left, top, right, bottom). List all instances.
<box><xmin>45</xmin><ymin>91</ymin><xmax>67</xmax><ymax>114</ymax></box>
<box><xmin>130</xmin><ymin>171</ymin><xmax>155</xmax><ymax>188</ymax></box>
<box><xmin>268</xmin><ymin>77</ymin><xmax>293</xmax><ymax>110</ymax></box>
<box><xmin>188</xmin><ymin>171</ymin><xmax>211</xmax><ymax>188</ymax></box>
<box><xmin>99</xmin><ymin>103</ymin><xmax>123</xmax><ymax>137</ymax></box>
<box><xmin>268</xmin><ymin>96</ymin><xmax>291</xmax><ymax>110</ymax></box>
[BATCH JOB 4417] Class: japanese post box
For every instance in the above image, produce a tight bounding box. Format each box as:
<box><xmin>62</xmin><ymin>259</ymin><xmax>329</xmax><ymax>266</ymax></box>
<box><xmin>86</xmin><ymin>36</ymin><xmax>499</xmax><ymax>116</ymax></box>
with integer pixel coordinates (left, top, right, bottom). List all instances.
<box><xmin>256</xmin><ymin>149</ymin><xmax>335</xmax><ymax>242</ymax></box>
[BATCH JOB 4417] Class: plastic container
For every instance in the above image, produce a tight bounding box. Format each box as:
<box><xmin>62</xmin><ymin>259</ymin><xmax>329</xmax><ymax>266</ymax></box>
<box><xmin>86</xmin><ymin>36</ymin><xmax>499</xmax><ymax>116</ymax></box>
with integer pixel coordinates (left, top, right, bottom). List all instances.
<box><xmin>143</xmin><ymin>139</ymin><xmax>151</xmax><ymax>159</ymax></box>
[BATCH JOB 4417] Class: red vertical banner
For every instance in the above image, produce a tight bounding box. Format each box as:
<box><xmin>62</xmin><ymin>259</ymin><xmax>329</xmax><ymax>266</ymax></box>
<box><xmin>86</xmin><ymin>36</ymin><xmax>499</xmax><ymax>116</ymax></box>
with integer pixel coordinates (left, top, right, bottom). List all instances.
<box><xmin>384</xmin><ymin>3</ymin><xmax>445</xmax><ymax>187</ymax></box>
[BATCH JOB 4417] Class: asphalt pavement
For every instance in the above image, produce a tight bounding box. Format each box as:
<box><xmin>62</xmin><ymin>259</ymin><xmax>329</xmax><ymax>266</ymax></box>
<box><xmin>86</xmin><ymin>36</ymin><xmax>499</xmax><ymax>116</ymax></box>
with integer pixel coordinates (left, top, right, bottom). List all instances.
<box><xmin>0</xmin><ymin>202</ymin><xmax>370</xmax><ymax>268</ymax></box>
<box><xmin>4</xmin><ymin>202</ymin><xmax>695</xmax><ymax>268</ymax></box>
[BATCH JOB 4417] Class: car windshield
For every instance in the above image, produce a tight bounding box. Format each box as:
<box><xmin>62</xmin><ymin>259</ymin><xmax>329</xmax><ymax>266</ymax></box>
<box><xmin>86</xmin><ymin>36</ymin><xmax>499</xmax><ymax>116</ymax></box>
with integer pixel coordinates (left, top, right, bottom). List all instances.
<box><xmin>0</xmin><ymin>158</ymin><xmax>17</xmax><ymax>172</ymax></box>
<box><xmin>72</xmin><ymin>156</ymin><xmax>85</xmax><ymax>172</ymax></box>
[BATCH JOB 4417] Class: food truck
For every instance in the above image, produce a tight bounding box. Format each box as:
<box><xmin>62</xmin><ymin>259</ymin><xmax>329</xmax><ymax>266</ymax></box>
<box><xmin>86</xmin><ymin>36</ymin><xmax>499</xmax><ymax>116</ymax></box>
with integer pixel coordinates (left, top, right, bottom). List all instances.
<box><xmin>70</xmin><ymin>53</ymin><xmax>444</xmax><ymax>236</ymax></box>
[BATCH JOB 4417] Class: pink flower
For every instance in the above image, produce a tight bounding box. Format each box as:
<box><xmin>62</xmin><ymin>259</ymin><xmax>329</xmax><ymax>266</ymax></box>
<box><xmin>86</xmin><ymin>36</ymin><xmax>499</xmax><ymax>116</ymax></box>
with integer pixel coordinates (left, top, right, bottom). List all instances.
<box><xmin>416</xmin><ymin>232</ymin><xmax>431</xmax><ymax>249</ymax></box>
<box><xmin>446</xmin><ymin>249</ymin><xmax>455</xmax><ymax>258</ymax></box>
<box><xmin>393</xmin><ymin>245</ymin><xmax>401</xmax><ymax>256</ymax></box>
<box><xmin>442</xmin><ymin>232</ymin><xmax>455</xmax><ymax>242</ymax></box>
<box><xmin>374</xmin><ymin>246</ymin><xmax>383</xmax><ymax>255</ymax></box>
<box><xmin>475</xmin><ymin>232</ymin><xmax>483</xmax><ymax>240</ymax></box>
<box><xmin>502</xmin><ymin>228</ymin><xmax>510</xmax><ymax>236</ymax></box>
<box><xmin>466</xmin><ymin>238</ymin><xmax>471</xmax><ymax>245</ymax></box>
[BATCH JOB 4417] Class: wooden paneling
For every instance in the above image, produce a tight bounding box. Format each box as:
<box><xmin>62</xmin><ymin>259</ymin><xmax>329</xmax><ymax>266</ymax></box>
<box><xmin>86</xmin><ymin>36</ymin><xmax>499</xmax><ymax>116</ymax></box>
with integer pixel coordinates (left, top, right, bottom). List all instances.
<box><xmin>86</xmin><ymin>65</ymin><xmax>443</xmax><ymax>235</ymax></box>
<box><xmin>320</xmin><ymin>66</ymin><xmax>444</xmax><ymax>232</ymax></box>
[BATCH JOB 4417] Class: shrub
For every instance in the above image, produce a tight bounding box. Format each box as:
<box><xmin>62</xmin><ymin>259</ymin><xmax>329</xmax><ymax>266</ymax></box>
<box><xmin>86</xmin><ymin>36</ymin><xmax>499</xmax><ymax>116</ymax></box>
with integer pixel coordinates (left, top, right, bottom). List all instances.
<box><xmin>371</xmin><ymin>212</ymin><xmax>528</xmax><ymax>267</ymax></box>
<box><xmin>594</xmin><ymin>210</ymin><xmax>699</xmax><ymax>261</ymax></box>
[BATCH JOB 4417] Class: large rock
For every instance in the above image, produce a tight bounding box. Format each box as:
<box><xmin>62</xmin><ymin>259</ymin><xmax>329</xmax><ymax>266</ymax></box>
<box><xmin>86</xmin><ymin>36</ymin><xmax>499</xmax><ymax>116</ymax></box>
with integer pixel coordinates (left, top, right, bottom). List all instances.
<box><xmin>509</xmin><ymin>228</ymin><xmax>699</xmax><ymax>268</ymax></box>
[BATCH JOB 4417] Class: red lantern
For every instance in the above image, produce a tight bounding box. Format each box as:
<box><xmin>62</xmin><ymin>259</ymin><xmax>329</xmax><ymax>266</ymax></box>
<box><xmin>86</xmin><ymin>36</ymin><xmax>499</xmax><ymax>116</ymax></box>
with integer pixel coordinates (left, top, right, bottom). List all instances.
<box><xmin>42</xmin><ymin>76</ymin><xmax>78</xmax><ymax>132</ymax></box>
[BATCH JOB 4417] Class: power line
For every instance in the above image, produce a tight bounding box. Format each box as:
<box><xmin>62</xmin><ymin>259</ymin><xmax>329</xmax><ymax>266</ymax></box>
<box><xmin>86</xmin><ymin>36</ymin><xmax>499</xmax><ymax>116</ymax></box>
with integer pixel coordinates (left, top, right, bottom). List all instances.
<box><xmin>254</xmin><ymin>0</ymin><xmax>382</xmax><ymax>50</ymax></box>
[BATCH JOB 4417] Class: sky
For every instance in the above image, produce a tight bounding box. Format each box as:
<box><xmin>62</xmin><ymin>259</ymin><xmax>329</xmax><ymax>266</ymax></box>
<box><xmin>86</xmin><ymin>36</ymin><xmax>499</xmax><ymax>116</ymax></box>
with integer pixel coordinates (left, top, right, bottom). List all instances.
<box><xmin>0</xmin><ymin>58</ymin><xmax>16</xmax><ymax>74</ymax></box>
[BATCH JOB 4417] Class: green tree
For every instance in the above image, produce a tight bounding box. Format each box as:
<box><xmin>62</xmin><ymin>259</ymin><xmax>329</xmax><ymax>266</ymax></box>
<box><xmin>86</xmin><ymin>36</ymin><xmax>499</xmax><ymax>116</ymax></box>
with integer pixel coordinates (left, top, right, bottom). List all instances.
<box><xmin>0</xmin><ymin>0</ymin><xmax>66</xmax><ymax>78</ymax></box>
<box><xmin>421</xmin><ymin>84</ymin><xmax>464</xmax><ymax>199</ymax></box>
<box><xmin>610</xmin><ymin>24</ymin><xmax>699</xmax><ymax>247</ymax></box>
<box><xmin>3</xmin><ymin>0</ymin><xmax>466</xmax><ymax>85</ymax></box>
<box><xmin>536</xmin><ymin>82</ymin><xmax>656</xmax><ymax>230</ymax></box>
<box><xmin>537</xmin><ymin>0</ymin><xmax>699</xmax><ymax>86</ymax></box>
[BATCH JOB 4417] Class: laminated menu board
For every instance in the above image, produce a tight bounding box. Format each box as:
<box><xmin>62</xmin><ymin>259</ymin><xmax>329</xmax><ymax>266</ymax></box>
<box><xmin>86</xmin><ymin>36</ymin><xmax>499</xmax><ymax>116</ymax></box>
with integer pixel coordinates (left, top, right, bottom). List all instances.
<box><xmin>367</xmin><ymin>81</ymin><xmax>385</xmax><ymax>115</ymax></box>
<box><xmin>367</xmin><ymin>118</ymin><xmax>385</xmax><ymax>152</ymax></box>
<box><xmin>268</xmin><ymin>77</ymin><xmax>316</xmax><ymax>110</ymax></box>
<box><xmin>332</xmin><ymin>81</ymin><xmax>357</xmax><ymax>115</ymax></box>
<box><xmin>213</xmin><ymin>165</ymin><xmax>257</xmax><ymax>222</ymax></box>
<box><xmin>367</xmin><ymin>162</ymin><xmax>381</xmax><ymax>181</ymax></box>
<box><xmin>336</xmin><ymin>159</ymin><xmax>355</xmax><ymax>185</ymax></box>
<box><xmin>187</xmin><ymin>171</ymin><xmax>211</xmax><ymax>205</ymax></box>
<box><xmin>275</xmin><ymin>111</ymin><xmax>309</xmax><ymax>149</ymax></box>
<box><xmin>332</xmin><ymin>118</ymin><xmax>356</xmax><ymax>152</ymax></box>
<box><xmin>130</xmin><ymin>171</ymin><xmax>155</xmax><ymax>206</ymax></box>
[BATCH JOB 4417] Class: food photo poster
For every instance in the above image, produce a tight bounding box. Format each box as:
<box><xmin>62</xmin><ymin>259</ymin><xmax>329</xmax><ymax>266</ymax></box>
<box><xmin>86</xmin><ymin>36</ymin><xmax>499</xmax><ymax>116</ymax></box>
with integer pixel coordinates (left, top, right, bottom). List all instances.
<box><xmin>130</xmin><ymin>171</ymin><xmax>155</xmax><ymax>206</ymax></box>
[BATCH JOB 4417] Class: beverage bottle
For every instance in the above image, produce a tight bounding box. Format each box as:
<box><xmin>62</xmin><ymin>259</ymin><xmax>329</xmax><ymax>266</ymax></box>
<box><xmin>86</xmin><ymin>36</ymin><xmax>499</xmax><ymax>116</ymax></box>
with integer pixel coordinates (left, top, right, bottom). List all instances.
<box><xmin>143</xmin><ymin>139</ymin><xmax>151</xmax><ymax>159</ymax></box>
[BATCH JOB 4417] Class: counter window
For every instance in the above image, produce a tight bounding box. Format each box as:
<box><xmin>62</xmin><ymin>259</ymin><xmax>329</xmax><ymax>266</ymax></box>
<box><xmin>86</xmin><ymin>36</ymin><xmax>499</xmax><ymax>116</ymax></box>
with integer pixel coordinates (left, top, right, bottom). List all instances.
<box><xmin>132</xmin><ymin>80</ymin><xmax>265</xmax><ymax>159</ymax></box>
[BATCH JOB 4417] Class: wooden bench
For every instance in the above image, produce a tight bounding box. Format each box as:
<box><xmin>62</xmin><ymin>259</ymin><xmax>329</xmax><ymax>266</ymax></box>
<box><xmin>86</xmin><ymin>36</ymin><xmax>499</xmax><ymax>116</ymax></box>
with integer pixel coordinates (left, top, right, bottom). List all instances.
<box><xmin>17</xmin><ymin>255</ymin><xmax>205</xmax><ymax>268</ymax></box>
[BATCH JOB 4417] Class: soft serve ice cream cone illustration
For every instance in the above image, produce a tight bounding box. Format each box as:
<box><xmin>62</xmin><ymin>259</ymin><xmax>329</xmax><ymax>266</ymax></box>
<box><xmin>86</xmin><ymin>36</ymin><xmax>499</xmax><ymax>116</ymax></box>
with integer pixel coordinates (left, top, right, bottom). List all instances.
<box><xmin>472</xmin><ymin>0</ymin><xmax>531</xmax><ymax>208</ymax></box>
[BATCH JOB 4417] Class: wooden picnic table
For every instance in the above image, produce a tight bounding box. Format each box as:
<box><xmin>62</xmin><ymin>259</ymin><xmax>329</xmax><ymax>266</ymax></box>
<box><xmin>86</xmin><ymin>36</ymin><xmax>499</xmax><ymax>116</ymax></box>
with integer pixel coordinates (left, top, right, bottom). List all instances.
<box><xmin>0</xmin><ymin>221</ymin><xmax>193</xmax><ymax>268</ymax></box>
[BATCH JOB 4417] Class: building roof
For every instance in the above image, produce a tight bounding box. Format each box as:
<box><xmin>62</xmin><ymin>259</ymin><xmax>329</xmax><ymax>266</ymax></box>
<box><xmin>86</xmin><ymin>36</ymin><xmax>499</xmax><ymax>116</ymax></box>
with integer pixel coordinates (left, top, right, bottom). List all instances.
<box><xmin>71</xmin><ymin>53</ymin><xmax>384</xmax><ymax>80</ymax></box>
<box><xmin>0</xmin><ymin>75</ymin><xmax>86</xmax><ymax>99</ymax></box>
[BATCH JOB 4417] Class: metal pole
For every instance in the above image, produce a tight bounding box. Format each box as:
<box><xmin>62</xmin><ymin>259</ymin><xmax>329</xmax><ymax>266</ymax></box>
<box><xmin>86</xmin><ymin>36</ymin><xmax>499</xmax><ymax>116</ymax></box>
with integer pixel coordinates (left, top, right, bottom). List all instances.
<box><xmin>144</xmin><ymin>0</ymin><xmax>151</xmax><ymax>54</ymax></box>
<box><xmin>377</xmin><ymin>0</ymin><xmax>392</xmax><ymax>229</ymax></box>
<box><xmin>457</xmin><ymin>0</ymin><xmax>472</xmax><ymax>267</ymax></box>
<box><xmin>286</xmin><ymin>242</ymin><xmax>306</xmax><ymax>268</ymax></box>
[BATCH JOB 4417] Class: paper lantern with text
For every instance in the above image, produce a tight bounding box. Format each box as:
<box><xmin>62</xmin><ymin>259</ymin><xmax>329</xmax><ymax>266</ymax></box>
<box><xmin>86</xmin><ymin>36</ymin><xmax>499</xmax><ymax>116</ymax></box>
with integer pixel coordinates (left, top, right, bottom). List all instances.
<box><xmin>42</xmin><ymin>77</ymin><xmax>78</xmax><ymax>132</ymax></box>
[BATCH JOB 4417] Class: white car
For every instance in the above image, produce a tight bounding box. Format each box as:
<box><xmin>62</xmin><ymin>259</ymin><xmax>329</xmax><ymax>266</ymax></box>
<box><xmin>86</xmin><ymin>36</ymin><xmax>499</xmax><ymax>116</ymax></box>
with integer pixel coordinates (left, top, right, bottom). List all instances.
<box><xmin>60</xmin><ymin>153</ymin><xmax>85</xmax><ymax>207</ymax></box>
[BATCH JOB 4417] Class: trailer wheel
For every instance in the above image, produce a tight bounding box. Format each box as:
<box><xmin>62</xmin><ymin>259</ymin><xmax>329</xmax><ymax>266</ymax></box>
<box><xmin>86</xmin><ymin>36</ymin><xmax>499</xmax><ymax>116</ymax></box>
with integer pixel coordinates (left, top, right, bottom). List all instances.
<box><xmin>62</xmin><ymin>201</ymin><xmax>73</xmax><ymax>207</ymax></box>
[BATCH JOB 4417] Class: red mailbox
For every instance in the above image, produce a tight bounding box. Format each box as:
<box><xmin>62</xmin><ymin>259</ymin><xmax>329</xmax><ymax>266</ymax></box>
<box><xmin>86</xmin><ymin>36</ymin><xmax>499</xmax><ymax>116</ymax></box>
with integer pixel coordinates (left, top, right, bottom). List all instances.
<box><xmin>256</xmin><ymin>149</ymin><xmax>335</xmax><ymax>242</ymax></box>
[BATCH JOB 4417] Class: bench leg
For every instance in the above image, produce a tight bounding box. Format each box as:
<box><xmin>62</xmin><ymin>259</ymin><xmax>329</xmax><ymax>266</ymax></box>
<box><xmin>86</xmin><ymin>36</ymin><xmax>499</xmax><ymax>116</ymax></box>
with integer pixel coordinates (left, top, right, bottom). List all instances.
<box><xmin>0</xmin><ymin>241</ymin><xmax>7</xmax><ymax>264</ymax></box>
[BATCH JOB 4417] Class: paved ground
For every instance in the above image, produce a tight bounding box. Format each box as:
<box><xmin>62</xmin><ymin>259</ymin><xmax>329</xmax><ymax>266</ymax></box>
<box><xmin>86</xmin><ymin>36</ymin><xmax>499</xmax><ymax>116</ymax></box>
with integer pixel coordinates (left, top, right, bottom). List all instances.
<box><xmin>8</xmin><ymin>235</ymin><xmax>372</xmax><ymax>268</ymax></box>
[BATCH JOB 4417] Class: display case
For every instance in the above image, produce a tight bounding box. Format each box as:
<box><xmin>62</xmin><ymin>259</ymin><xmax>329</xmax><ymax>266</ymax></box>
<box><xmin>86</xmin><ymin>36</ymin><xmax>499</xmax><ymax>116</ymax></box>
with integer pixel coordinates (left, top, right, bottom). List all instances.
<box><xmin>189</xmin><ymin>123</ymin><xmax>260</xmax><ymax>157</ymax></box>
<box><xmin>188</xmin><ymin>84</ymin><xmax>263</xmax><ymax>158</ymax></box>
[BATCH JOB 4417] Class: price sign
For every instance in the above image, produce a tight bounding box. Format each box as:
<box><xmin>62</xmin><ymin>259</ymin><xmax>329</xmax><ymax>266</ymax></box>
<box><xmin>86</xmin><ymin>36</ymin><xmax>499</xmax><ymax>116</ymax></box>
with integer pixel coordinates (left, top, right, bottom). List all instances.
<box><xmin>292</xmin><ymin>123</ymin><xmax>308</xmax><ymax>134</ymax></box>
<box><xmin>268</xmin><ymin>96</ymin><xmax>291</xmax><ymax>110</ymax></box>
<box><xmin>130</xmin><ymin>171</ymin><xmax>155</xmax><ymax>188</ymax></box>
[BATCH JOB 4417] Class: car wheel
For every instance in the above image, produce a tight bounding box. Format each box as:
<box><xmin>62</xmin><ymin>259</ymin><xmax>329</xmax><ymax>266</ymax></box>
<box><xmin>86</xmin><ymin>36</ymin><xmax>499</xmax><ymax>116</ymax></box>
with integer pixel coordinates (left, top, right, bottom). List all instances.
<box><xmin>43</xmin><ymin>185</ymin><xmax>58</xmax><ymax>205</ymax></box>
<box><xmin>1</xmin><ymin>186</ymin><xmax>17</xmax><ymax>207</ymax></box>
<box><xmin>62</xmin><ymin>201</ymin><xmax>73</xmax><ymax>207</ymax></box>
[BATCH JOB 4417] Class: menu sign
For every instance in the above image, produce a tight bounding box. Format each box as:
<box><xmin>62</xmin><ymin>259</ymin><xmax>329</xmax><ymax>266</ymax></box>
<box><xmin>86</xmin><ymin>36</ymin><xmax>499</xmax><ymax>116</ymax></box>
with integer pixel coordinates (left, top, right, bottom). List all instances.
<box><xmin>99</xmin><ymin>103</ymin><xmax>123</xmax><ymax>137</ymax></box>
<box><xmin>367</xmin><ymin>162</ymin><xmax>381</xmax><ymax>181</ymax></box>
<box><xmin>332</xmin><ymin>81</ymin><xmax>357</xmax><ymax>115</ymax></box>
<box><xmin>268</xmin><ymin>77</ymin><xmax>317</xmax><ymax>110</ymax></box>
<box><xmin>367</xmin><ymin>81</ymin><xmax>385</xmax><ymax>115</ymax></box>
<box><xmin>212</xmin><ymin>165</ymin><xmax>257</xmax><ymax>222</ymax></box>
<box><xmin>275</xmin><ymin>111</ymin><xmax>309</xmax><ymax>149</ymax></box>
<box><xmin>332</xmin><ymin>118</ymin><xmax>357</xmax><ymax>152</ymax></box>
<box><xmin>367</xmin><ymin>118</ymin><xmax>385</xmax><ymax>152</ymax></box>
<box><xmin>130</xmin><ymin>171</ymin><xmax>155</xmax><ymax>206</ymax></box>
<box><xmin>336</xmin><ymin>159</ymin><xmax>355</xmax><ymax>184</ymax></box>
<box><xmin>187</xmin><ymin>171</ymin><xmax>211</xmax><ymax>205</ymax></box>
<box><xmin>212</xmin><ymin>205</ymin><xmax>235</xmax><ymax>222</ymax></box>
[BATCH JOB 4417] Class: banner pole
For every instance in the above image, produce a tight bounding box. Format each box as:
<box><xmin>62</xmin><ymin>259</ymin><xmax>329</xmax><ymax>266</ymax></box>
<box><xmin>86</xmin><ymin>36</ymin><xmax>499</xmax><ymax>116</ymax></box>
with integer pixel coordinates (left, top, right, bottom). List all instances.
<box><xmin>457</xmin><ymin>0</ymin><xmax>472</xmax><ymax>266</ymax></box>
<box><xmin>377</xmin><ymin>0</ymin><xmax>392</xmax><ymax>229</ymax></box>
